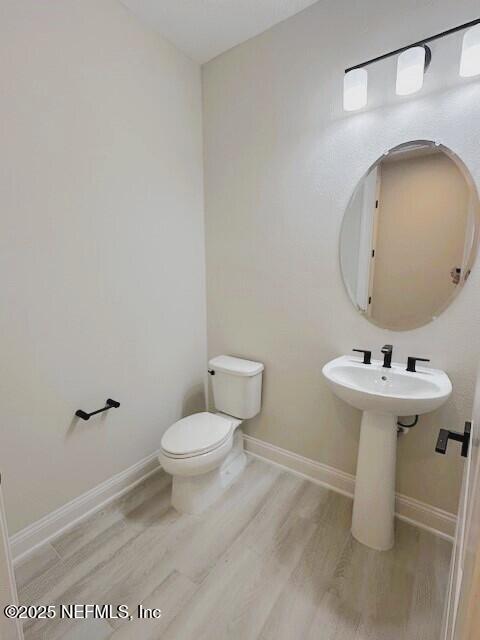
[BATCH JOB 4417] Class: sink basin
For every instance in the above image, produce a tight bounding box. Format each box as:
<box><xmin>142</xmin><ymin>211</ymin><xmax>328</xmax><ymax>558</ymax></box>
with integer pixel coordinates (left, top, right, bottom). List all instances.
<box><xmin>322</xmin><ymin>355</ymin><xmax>452</xmax><ymax>415</ymax></box>
<box><xmin>322</xmin><ymin>354</ymin><xmax>452</xmax><ymax>552</ymax></box>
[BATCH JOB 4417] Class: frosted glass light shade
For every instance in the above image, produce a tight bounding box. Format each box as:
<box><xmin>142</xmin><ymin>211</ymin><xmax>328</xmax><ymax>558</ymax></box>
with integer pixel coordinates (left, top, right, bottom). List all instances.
<box><xmin>460</xmin><ymin>25</ymin><xmax>480</xmax><ymax>78</ymax></box>
<box><xmin>396</xmin><ymin>47</ymin><xmax>426</xmax><ymax>96</ymax></box>
<box><xmin>343</xmin><ymin>69</ymin><xmax>368</xmax><ymax>111</ymax></box>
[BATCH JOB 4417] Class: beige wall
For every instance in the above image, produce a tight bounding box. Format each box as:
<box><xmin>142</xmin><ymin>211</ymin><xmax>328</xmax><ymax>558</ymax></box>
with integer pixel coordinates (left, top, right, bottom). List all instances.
<box><xmin>203</xmin><ymin>0</ymin><xmax>480</xmax><ymax>514</ymax></box>
<box><xmin>372</xmin><ymin>152</ymin><xmax>470</xmax><ymax>329</ymax></box>
<box><xmin>0</xmin><ymin>0</ymin><xmax>206</xmax><ymax>534</ymax></box>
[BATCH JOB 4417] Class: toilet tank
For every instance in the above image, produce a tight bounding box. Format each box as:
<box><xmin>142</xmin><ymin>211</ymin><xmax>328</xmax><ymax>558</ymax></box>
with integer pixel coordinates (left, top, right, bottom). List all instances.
<box><xmin>208</xmin><ymin>355</ymin><xmax>264</xmax><ymax>420</ymax></box>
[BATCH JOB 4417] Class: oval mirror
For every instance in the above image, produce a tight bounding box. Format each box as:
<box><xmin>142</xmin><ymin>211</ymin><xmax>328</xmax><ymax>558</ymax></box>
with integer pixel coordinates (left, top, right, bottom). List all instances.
<box><xmin>340</xmin><ymin>141</ymin><xmax>480</xmax><ymax>330</ymax></box>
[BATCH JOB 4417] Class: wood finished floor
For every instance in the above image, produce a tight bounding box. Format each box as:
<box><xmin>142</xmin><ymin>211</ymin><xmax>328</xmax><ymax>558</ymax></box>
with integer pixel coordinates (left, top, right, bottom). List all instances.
<box><xmin>15</xmin><ymin>458</ymin><xmax>452</xmax><ymax>640</ymax></box>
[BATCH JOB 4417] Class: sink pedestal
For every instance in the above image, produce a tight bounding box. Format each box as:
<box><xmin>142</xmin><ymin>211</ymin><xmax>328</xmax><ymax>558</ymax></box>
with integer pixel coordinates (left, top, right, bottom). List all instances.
<box><xmin>352</xmin><ymin>411</ymin><xmax>397</xmax><ymax>551</ymax></box>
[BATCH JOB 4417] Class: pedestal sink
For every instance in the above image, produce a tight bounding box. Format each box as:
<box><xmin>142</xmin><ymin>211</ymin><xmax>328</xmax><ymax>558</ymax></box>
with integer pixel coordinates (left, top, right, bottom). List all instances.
<box><xmin>322</xmin><ymin>355</ymin><xmax>452</xmax><ymax>550</ymax></box>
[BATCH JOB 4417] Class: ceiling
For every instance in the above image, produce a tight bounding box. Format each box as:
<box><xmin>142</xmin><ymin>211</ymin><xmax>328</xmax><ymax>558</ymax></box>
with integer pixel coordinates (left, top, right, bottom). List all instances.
<box><xmin>120</xmin><ymin>0</ymin><xmax>319</xmax><ymax>64</ymax></box>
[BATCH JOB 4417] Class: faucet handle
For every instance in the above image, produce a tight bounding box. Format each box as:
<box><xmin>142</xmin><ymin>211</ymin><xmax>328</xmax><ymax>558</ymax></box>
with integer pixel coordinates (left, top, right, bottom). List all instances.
<box><xmin>406</xmin><ymin>357</ymin><xmax>430</xmax><ymax>373</ymax></box>
<box><xmin>353</xmin><ymin>349</ymin><xmax>372</xmax><ymax>365</ymax></box>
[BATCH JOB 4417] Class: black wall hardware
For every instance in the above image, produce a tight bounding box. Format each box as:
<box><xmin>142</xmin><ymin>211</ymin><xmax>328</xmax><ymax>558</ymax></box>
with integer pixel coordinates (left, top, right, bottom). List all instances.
<box><xmin>208</xmin><ymin>369</ymin><xmax>215</xmax><ymax>376</ymax></box>
<box><xmin>436</xmin><ymin>421</ymin><xmax>471</xmax><ymax>458</ymax></box>
<box><xmin>406</xmin><ymin>356</ymin><xmax>430</xmax><ymax>372</ymax></box>
<box><xmin>75</xmin><ymin>398</ymin><xmax>120</xmax><ymax>421</ymax></box>
<box><xmin>345</xmin><ymin>17</ymin><xmax>480</xmax><ymax>73</ymax></box>
<box><xmin>353</xmin><ymin>349</ymin><xmax>372</xmax><ymax>364</ymax></box>
<box><xmin>381</xmin><ymin>344</ymin><xmax>393</xmax><ymax>368</ymax></box>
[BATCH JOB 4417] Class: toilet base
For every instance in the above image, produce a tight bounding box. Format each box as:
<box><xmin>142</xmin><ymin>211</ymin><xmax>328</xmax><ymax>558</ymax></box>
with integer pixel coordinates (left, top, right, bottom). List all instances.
<box><xmin>171</xmin><ymin>430</ymin><xmax>246</xmax><ymax>514</ymax></box>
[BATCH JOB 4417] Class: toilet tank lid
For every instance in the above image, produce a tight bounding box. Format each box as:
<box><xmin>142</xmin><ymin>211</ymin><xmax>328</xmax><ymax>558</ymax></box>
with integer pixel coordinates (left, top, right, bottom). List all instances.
<box><xmin>208</xmin><ymin>355</ymin><xmax>264</xmax><ymax>377</ymax></box>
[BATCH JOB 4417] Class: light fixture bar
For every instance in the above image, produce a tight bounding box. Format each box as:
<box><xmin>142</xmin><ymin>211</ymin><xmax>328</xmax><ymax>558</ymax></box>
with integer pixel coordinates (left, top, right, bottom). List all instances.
<box><xmin>345</xmin><ymin>16</ymin><xmax>480</xmax><ymax>74</ymax></box>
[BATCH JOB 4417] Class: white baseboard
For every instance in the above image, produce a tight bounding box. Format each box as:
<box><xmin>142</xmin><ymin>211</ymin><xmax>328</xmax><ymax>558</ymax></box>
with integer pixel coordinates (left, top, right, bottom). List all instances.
<box><xmin>243</xmin><ymin>434</ymin><xmax>457</xmax><ymax>541</ymax></box>
<box><xmin>10</xmin><ymin>451</ymin><xmax>162</xmax><ymax>563</ymax></box>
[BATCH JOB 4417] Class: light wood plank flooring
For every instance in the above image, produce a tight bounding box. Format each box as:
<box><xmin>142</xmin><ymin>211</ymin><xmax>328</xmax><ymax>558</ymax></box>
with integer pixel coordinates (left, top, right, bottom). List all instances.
<box><xmin>15</xmin><ymin>457</ymin><xmax>452</xmax><ymax>640</ymax></box>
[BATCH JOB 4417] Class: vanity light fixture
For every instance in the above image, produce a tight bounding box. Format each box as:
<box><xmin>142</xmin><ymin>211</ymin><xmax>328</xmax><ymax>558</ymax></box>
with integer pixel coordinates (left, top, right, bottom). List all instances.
<box><xmin>395</xmin><ymin>46</ymin><xmax>431</xmax><ymax>96</ymax></box>
<box><xmin>343</xmin><ymin>68</ymin><xmax>368</xmax><ymax>111</ymax></box>
<box><xmin>460</xmin><ymin>24</ymin><xmax>480</xmax><ymax>77</ymax></box>
<box><xmin>344</xmin><ymin>16</ymin><xmax>480</xmax><ymax>111</ymax></box>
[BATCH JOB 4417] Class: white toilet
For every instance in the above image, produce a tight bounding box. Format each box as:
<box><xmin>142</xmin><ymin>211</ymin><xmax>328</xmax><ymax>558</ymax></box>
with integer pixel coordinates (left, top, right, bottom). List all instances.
<box><xmin>158</xmin><ymin>355</ymin><xmax>264</xmax><ymax>514</ymax></box>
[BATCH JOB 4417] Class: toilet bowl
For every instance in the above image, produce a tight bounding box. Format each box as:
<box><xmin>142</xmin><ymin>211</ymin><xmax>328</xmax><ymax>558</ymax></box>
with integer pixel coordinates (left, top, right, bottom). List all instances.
<box><xmin>158</xmin><ymin>355</ymin><xmax>264</xmax><ymax>514</ymax></box>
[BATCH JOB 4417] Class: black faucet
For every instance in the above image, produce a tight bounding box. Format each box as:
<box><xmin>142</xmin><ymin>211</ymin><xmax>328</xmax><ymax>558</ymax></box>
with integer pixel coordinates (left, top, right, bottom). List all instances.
<box><xmin>406</xmin><ymin>356</ymin><xmax>430</xmax><ymax>372</ymax></box>
<box><xmin>352</xmin><ymin>349</ymin><xmax>372</xmax><ymax>364</ymax></box>
<box><xmin>381</xmin><ymin>344</ymin><xmax>393</xmax><ymax>368</ymax></box>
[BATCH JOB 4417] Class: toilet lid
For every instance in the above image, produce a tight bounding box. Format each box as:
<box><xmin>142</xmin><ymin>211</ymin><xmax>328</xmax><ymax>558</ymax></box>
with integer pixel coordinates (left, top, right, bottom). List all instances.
<box><xmin>161</xmin><ymin>412</ymin><xmax>233</xmax><ymax>457</ymax></box>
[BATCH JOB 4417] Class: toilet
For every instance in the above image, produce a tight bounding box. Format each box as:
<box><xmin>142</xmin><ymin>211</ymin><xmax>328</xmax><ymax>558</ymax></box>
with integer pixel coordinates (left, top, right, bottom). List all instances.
<box><xmin>158</xmin><ymin>355</ymin><xmax>264</xmax><ymax>514</ymax></box>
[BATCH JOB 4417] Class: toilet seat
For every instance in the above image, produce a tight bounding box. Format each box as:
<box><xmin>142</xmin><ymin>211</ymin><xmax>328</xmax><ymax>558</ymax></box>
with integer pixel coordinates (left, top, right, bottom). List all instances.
<box><xmin>160</xmin><ymin>412</ymin><xmax>234</xmax><ymax>459</ymax></box>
